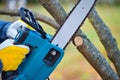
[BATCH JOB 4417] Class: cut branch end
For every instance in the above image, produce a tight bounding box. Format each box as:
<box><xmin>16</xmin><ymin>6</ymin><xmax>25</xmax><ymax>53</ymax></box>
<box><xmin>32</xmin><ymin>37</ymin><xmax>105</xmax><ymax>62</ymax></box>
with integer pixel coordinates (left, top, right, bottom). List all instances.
<box><xmin>73</xmin><ymin>36</ymin><xmax>83</xmax><ymax>47</ymax></box>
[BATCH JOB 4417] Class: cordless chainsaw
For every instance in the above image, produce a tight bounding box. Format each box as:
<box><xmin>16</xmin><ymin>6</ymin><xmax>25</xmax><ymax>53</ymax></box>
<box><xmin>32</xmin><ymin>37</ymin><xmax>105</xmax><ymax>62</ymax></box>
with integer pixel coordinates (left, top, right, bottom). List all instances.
<box><xmin>3</xmin><ymin>0</ymin><xmax>96</xmax><ymax>80</ymax></box>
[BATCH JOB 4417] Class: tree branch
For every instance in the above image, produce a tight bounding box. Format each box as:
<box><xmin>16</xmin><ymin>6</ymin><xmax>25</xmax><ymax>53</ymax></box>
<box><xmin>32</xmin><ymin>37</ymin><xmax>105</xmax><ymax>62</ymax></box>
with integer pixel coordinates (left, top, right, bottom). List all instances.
<box><xmin>39</xmin><ymin>0</ymin><xmax>119</xmax><ymax>79</ymax></box>
<box><xmin>39</xmin><ymin>0</ymin><xmax>67</xmax><ymax>25</ymax></box>
<box><xmin>74</xmin><ymin>30</ymin><xmax>119</xmax><ymax>80</ymax></box>
<box><xmin>88</xmin><ymin>8</ymin><xmax>120</xmax><ymax>78</ymax></box>
<box><xmin>0</xmin><ymin>9</ymin><xmax>59</xmax><ymax>29</ymax></box>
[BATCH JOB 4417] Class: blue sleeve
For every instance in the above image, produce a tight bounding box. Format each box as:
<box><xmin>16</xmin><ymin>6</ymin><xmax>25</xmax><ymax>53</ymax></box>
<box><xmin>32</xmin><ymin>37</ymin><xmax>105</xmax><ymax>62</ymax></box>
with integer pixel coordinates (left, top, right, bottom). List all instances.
<box><xmin>0</xmin><ymin>21</ymin><xmax>12</xmax><ymax>43</ymax></box>
<box><xmin>0</xmin><ymin>60</ymin><xmax>3</xmax><ymax>73</ymax></box>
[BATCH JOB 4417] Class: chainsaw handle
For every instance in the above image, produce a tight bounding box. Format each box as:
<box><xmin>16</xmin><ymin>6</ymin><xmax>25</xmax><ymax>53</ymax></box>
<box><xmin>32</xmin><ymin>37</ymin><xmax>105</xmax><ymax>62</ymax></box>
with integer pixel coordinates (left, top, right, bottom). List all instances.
<box><xmin>19</xmin><ymin>7</ymin><xmax>46</xmax><ymax>39</ymax></box>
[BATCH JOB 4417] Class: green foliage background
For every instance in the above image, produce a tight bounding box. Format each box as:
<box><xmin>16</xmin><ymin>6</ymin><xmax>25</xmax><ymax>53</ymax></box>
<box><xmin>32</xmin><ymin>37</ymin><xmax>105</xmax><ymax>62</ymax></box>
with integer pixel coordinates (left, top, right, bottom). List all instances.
<box><xmin>0</xmin><ymin>0</ymin><xmax>120</xmax><ymax>5</ymax></box>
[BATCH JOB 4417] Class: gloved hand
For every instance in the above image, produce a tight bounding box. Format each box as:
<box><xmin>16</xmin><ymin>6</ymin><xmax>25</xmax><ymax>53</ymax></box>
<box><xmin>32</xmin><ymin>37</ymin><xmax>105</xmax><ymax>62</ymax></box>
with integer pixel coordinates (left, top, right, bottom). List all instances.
<box><xmin>0</xmin><ymin>39</ymin><xmax>29</xmax><ymax>71</ymax></box>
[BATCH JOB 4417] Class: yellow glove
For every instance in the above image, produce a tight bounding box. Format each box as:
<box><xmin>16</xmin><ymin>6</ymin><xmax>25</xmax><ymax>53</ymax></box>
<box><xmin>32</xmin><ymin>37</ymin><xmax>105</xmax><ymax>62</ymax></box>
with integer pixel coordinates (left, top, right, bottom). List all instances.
<box><xmin>0</xmin><ymin>39</ymin><xmax>29</xmax><ymax>71</ymax></box>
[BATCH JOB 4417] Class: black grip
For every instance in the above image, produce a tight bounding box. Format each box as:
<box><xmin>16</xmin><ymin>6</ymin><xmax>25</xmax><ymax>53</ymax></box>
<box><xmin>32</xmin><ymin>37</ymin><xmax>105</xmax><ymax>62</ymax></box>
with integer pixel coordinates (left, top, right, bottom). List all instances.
<box><xmin>19</xmin><ymin>7</ymin><xmax>46</xmax><ymax>39</ymax></box>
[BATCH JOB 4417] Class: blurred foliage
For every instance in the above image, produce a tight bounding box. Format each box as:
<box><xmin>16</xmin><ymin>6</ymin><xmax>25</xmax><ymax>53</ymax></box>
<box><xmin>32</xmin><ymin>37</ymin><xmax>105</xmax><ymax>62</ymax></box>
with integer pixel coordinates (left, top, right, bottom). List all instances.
<box><xmin>27</xmin><ymin>0</ymin><xmax>38</xmax><ymax>4</ymax></box>
<box><xmin>0</xmin><ymin>0</ymin><xmax>3</xmax><ymax>3</ymax></box>
<box><xmin>0</xmin><ymin>0</ymin><xmax>38</xmax><ymax>4</ymax></box>
<box><xmin>97</xmin><ymin>0</ymin><xmax>120</xmax><ymax>5</ymax></box>
<box><xmin>0</xmin><ymin>2</ymin><xmax>120</xmax><ymax>79</ymax></box>
<box><xmin>0</xmin><ymin>0</ymin><xmax>120</xmax><ymax>5</ymax></box>
<box><xmin>59</xmin><ymin>0</ymin><xmax>120</xmax><ymax>5</ymax></box>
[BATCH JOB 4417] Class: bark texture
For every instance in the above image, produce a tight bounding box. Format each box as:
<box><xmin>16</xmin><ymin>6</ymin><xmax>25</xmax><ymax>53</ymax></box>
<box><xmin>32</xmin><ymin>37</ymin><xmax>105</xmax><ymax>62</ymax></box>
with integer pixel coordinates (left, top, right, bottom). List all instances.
<box><xmin>0</xmin><ymin>9</ymin><xmax>59</xmax><ymax>29</ymax></box>
<box><xmin>75</xmin><ymin>30</ymin><xmax>119</xmax><ymax>80</ymax></box>
<box><xmin>39</xmin><ymin>0</ymin><xmax>67</xmax><ymax>25</ymax></box>
<box><xmin>88</xmin><ymin>8</ymin><xmax>120</xmax><ymax>78</ymax></box>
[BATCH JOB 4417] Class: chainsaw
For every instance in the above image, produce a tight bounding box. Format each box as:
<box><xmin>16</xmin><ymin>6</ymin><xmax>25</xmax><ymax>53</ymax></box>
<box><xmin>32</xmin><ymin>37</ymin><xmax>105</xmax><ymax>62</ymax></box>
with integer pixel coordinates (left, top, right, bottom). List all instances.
<box><xmin>3</xmin><ymin>0</ymin><xmax>96</xmax><ymax>80</ymax></box>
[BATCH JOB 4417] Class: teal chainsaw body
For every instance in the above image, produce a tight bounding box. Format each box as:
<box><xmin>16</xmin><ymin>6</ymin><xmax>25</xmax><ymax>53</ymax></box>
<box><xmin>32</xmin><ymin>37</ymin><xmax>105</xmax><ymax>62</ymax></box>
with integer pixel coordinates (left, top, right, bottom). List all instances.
<box><xmin>14</xmin><ymin>28</ymin><xmax>64</xmax><ymax>80</ymax></box>
<box><xmin>14</xmin><ymin>8</ymin><xmax>64</xmax><ymax>80</ymax></box>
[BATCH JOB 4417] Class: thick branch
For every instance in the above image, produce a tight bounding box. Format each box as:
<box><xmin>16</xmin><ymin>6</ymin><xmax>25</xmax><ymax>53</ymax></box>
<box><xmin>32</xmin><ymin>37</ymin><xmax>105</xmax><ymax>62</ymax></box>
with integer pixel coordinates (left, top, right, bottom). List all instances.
<box><xmin>88</xmin><ymin>8</ymin><xmax>120</xmax><ymax>78</ymax></box>
<box><xmin>39</xmin><ymin>0</ymin><xmax>67</xmax><ymax>25</ymax></box>
<box><xmin>0</xmin><ymin>9</ymin><xmax>59</xmax><ymax>29</ymax></box>
<box><xmin>74</xmin><ymin>30</ymin><xmax>119</xmax><ymax>80</ymax></box>
<box><xmin>39</xmin><ymin>0</ymin><xmax>119</xmax><ymax>79</ymax></box>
